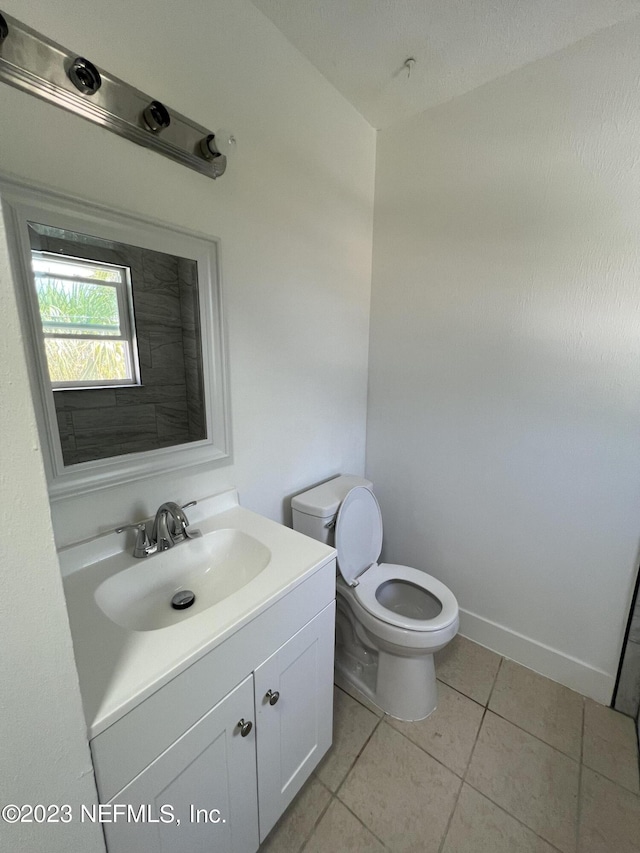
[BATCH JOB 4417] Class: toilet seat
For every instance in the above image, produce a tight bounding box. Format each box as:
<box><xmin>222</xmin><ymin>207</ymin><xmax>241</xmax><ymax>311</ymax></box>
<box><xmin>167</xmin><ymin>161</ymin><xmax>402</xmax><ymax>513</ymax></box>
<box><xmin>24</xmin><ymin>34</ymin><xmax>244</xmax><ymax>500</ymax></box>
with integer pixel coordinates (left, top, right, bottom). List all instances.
<box><xmin>335</xmin><ymin>487</ymin><xmax>458</xmax><ymax>633</ymax></box>
<box><xmin>334</xmin><ymin>486</ymin><xmax>383</xmax><ymax>586</ymax></box>
<box><xmin>354</xmin><ymin>563</ymin><xmax>459</xmax><ymax>632</ymax></box>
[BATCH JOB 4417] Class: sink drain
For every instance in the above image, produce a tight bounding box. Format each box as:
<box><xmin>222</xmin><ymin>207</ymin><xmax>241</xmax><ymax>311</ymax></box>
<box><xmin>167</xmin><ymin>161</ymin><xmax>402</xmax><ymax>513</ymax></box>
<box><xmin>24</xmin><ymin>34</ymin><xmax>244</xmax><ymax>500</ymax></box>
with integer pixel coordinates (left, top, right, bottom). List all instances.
<box><xmin>171</xmin><ymin>590</ymin><xmax>196</xmax><ymax>610</ymax></box>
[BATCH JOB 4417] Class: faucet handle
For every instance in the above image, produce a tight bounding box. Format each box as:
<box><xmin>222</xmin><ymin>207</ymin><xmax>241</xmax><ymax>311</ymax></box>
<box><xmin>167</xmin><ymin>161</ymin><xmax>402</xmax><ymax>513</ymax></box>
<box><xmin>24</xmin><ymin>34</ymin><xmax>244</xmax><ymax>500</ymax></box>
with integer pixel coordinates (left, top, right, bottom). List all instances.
<box><xmin>115</xmin><ymin>521</ymin><xmax>146</xmax><ymax>534</ymax></box>
<box><xmin>115</xmin><ymin>521</ymin><xmax>157</xmax><ymax>558</ymax></box>
<box><xmin>179</xmin><ymin>501</ymin><xmax>202</xmax><ymax>540</ymax></box>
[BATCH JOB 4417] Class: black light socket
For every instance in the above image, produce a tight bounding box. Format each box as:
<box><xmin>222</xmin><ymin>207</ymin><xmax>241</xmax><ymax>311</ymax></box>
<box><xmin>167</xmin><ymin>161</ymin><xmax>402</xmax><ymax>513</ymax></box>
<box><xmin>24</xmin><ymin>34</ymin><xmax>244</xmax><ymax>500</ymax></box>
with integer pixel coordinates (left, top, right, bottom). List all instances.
<box><xmin>68</xmin><ymin>56</ymin><xmax>102</xmax><ymax>95</ymax></box>
<box><xmin>143</xmin><ymin>100</ymin><xmax>171</xmax><ymax>132</ymax></box>
<box><xmin>199</xmin><ymin>133</ymin><xmax>222</xmax><ymax>161</ymax></box>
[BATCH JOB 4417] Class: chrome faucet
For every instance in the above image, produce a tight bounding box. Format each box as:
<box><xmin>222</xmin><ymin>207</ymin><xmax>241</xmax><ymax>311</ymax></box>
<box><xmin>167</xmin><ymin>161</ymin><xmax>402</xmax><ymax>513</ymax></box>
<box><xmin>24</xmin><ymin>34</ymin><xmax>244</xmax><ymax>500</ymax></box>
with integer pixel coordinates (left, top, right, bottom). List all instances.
<box><xmin>116</xmin><ymin>500</ymin><xmax>202</xmax><ymax>558</ymax></box>
<box><xmin>152</xmin><ymin>501</ymin><xmax>199</xmax><ymax>551</ymax></box>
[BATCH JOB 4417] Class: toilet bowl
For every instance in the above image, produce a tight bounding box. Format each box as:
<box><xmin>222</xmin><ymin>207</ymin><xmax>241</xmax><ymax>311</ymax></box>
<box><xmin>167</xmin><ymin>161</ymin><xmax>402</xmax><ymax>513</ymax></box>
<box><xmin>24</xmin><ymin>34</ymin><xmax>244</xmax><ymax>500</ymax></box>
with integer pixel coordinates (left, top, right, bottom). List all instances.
<box><xmin>291</xmin><ymin>475</ymin><xmax>459</xmax><ymax>721</ymax></box>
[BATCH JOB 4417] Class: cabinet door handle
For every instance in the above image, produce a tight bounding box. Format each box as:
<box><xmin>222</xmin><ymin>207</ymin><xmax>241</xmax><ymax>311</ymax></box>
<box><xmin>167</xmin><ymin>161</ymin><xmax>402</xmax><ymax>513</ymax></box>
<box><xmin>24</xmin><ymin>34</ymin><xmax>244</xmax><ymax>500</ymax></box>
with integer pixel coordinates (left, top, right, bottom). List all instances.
<box><xmin>266</xmin><ymin>689</ymin><xmax>280</xmax><ymax>706</ymax></box>
<box><xmin>237</xmin><ymin>718</ymin><xmax>253</xmax><ymax>737</ymax></box>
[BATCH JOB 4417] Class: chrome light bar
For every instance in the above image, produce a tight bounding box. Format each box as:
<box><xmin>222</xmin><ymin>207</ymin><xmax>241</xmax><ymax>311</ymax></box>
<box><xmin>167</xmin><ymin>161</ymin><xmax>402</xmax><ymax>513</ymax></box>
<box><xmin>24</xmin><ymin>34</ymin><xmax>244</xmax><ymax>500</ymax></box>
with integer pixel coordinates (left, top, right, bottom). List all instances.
<box><xmin>0</xmin><ymin>11</ymin><xmax>227</xmax><ymax>179</ymax></box>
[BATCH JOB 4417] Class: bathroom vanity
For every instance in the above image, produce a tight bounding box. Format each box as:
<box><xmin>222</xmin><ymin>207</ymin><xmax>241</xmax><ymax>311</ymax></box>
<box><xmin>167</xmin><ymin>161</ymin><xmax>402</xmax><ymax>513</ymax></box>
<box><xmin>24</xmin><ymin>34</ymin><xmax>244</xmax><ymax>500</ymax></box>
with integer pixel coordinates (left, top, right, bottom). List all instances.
<box><xmin>60</xmin><ymin>489</ymin><xmax>336</xmax><ymax>852</ymax></box>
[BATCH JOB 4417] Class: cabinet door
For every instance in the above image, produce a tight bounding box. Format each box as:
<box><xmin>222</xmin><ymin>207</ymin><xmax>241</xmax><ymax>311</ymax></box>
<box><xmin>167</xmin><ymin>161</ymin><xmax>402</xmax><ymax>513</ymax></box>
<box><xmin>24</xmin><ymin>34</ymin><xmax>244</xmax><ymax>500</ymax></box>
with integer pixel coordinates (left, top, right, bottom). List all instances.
<box><xmin>104</xmin><ymin>675</ymin><xmax>259</xmax><ymax>853</ymax></box>
<box><xmin>255</xmin><ymin>601</ymin><xmax>335</xmax><ymax>841</ymax></box>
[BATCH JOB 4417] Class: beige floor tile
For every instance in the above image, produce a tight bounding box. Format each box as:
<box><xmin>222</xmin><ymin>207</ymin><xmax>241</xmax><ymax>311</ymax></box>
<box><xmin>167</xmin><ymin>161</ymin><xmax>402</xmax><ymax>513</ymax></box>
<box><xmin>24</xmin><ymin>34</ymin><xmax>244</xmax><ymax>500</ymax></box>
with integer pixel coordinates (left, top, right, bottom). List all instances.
<box><xmin>435</xmin><ymin>635</ymin><xmax>502</xmax><ymax>705</ymax></box>
<box><xmin>304</xmin><ymin>800</ymin><xmax>386</xmax><ymax>853</ymax></box>
<box><xmin>442</xmin><ymin>785</ymin><xmax>559</xmax><ymax>853</ymax></box>
<box><xmin>578</xmin><ymin>767</ymin><xmax>640</xmax><ymax>853</ymax></box>
<box><xmin>334</xmin><ymin>672</ymin><xmax>385</xmax><ymax>717</ymax></box>
<box><xmin>488</xmin><ymin>659</ymin><xmax>583</xmax><ymax>758</ymax></box>
<box><xmin>388</xmin><ymin>681</ymin><xmax>484</xmax><ymax>776</ymax></box>
<box><xmin>315</xmin><ymin>687</ymin><xmax>380</xmax><ymax>792</ymax></box>
<box><xmin>339</xmin><ymin>721</ymin><xmax>461</xmax><ymax>852</ymax></box>
<box><xmin>466</xmin><ymin>712</ymin><xmax>579</xmax><ymax>853</ymax></box>
<box><xmin>583</xmin><ymin>699</ymin><xmax>640</xmax><ymax>794</ymax></box>
<box><xmin>259</xmin><ymin>776</ymin><xmax>331</xmax><ymax>853</ymax></box>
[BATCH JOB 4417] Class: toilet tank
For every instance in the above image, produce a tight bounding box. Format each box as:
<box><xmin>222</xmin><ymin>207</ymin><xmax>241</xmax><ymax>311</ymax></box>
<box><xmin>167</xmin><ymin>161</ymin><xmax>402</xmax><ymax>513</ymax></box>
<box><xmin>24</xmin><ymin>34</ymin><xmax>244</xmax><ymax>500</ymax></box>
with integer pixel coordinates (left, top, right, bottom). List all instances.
<box><xmin>291</xmin><ymin>474</ymin><xmax>373</xmax><ymax>544</ymax></box>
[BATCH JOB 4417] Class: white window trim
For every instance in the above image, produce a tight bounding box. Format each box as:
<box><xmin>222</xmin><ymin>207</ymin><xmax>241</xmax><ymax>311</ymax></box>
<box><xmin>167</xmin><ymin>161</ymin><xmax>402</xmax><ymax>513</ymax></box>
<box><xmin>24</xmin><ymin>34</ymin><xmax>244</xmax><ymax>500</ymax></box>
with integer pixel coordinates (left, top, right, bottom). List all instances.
<box><xmin>33</xmin><ymin>251</ymin><xmax>142</xmax><ymax>389</ymax></box>
<box><xmin>0</xmin><ymin>176</ymin><xmax>231</xmax><ymax>500</ymax></box>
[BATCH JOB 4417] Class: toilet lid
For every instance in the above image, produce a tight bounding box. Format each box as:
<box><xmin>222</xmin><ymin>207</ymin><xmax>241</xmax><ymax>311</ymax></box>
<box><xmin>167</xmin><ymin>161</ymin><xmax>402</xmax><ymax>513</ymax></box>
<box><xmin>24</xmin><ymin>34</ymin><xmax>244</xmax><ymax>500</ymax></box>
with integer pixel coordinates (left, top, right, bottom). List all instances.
<box><xmin>335</xmin><ymin>486</ymin><xmax>383</xmax><ymax>586</ymax></box>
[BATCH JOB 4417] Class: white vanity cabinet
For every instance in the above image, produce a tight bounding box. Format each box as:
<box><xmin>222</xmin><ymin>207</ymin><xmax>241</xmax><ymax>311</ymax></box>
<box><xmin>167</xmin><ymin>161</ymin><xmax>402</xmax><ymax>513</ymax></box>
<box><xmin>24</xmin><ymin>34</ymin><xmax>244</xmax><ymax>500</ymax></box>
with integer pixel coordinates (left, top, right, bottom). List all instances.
<box><xmin>90</xmin><ymin>562</ymin><xmax>336</xmax><ymax>853</ymax></box>
<box><xmin>103</xmin><ymin>675</ymin><xmax>259</xmax><ymax>853</ymax></box>
<box><xmin>255</xmin><ymin>606</ymin><xmax>334</xmax><ymax>838</ymax></box>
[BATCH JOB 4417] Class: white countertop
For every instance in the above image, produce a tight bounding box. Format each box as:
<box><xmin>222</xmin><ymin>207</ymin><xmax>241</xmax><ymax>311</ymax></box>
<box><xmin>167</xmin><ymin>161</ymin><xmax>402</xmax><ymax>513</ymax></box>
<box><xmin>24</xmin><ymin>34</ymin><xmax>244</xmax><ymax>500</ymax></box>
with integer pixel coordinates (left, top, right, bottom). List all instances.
<box><xmin>60</xmin><ymin>489</ymin><xmax>335</xmax><ymax>739</ymax></box>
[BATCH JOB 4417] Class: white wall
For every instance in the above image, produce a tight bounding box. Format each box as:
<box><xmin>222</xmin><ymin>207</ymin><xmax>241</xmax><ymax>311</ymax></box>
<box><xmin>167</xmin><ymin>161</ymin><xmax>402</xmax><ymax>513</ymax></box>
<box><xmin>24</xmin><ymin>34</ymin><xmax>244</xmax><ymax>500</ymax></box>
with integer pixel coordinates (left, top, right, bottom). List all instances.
<box><xmin>367</xmin><ymin>16</ymin><xmax>640</xmax><ymax>702</ymax></box>
<box><xmin>0</xmin><ymin>1</ymin><xmax>374</xmax><ymax>848</ymax></box>
<box><xmin>0</xmin><ymin>229</ymin><xmax>104</xmax><ymax>851</ymax></box>
<box><xmin>0</xmin><ymin>0</ymin><xmax>375</xmax><ymax>548</ymax></box>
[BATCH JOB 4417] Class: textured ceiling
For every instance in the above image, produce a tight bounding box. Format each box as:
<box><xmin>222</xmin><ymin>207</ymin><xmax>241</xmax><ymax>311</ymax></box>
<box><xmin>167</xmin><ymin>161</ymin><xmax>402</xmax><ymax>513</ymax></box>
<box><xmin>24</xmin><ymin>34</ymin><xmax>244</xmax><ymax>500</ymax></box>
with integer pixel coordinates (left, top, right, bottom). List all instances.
<box><xmin>251</xmin><ymin>0</ymin><xmax>640</xmax><ymax>128</ymax></box>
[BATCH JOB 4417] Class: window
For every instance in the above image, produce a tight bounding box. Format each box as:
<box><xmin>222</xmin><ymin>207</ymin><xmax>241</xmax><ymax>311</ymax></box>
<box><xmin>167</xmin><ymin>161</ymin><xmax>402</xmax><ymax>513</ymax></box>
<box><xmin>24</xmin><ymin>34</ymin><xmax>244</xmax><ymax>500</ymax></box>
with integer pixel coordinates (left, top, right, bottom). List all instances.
<box><xmin>31</xmin><ymin>251</ymin><xmax>140</xmax><ymax>389</ymax></box>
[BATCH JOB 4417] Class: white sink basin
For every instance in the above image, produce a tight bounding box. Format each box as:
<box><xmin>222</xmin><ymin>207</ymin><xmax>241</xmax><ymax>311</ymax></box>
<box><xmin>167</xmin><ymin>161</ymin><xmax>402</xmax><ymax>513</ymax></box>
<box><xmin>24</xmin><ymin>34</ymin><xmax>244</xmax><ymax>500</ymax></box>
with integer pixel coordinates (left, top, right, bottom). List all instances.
<box><xmin>60</xmin><ymin>488</ymin><xmax>336</xmax><ymax>737</ymax></box>
<box><xmin>95</xmin><ymin>528</ymin><xmax>271</xmax><ymax>632</ymax></box>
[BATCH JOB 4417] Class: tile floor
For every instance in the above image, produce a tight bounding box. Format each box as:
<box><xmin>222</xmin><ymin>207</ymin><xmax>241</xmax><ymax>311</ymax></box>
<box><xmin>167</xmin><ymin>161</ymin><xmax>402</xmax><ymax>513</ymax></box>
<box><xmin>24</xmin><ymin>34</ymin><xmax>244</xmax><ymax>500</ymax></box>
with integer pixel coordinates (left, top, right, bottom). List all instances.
<box><xmin>259</xmin><ymin>636</ymin><xmax>640</xmax><ymax>853</ymax></box>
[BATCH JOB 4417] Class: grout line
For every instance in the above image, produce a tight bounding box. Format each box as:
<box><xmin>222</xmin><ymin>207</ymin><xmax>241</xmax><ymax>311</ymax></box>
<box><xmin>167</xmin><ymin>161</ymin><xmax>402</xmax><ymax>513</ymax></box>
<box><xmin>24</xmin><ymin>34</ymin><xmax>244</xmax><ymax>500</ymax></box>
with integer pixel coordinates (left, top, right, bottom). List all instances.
<box><xmin>375</xmin><ymin>668</ymin><xmax>501</xmax><ymax>787</ymax></box>
<box><xmin>460</xmin><ymin>778</ymin><xmax>567</xmax><ymax>853</ymax></box>
<box><xmin>483</xmin><ymin>706</ymin><xmax>582</xmax><ymax>764</ymax></box>
<box><xmin>458</xmin><ymin>659</ymin><xmax>579</xmax><ymax>853</ymax></box>
<box><xmin>334</xmin><ymin>797</ymin><xmax>393</xmax><ymax>850</ymax></box>
<box><xmin>579</xmin><ymin>705</ymin><xmax>640</xmax><ymax>795</ymax></box>
<box><xmin>463</xmin><ymin>708</ymin><xmax>489</xmax><ymax>784</ymax></box>
<box><xmin>297</xmin><ymin>785</ymin><xmax>334</xmax><ymax>853</ymax></box>
<box><xmin>334</xmin><ymin>680</ymin><xmax>384</xmax><ymax>718</ymax></box>
<box><xmin>436</xmin><ymin>677</ymin><xmax>487</xmax><ymax>711</ymax></box>
<box><xmin>436</xmin><ymin>653</ymin><xmax>502</xmax><ymax>710</ymax></box>
<box><xmin>436</xmin><ymin>662</ymin><xmax>499</xmax><ymax>853</ymax></box>
<box><xmin>446</xmin><ymin>658</ymin><xmax>502</xmax><ymax>785</ymax></box>
<box><xmin>438</xmin><ymin>653</ymin><xmax>570</xmax><ymax>853</ymax></box>
<box><xmin>269</xmin><ymin>649</ymin><xmax>600</xmax><ymax>853</ymax></box>
<box><xmin>353</xmin><ymin>708</ymin><xmax>567</xmax><ymax>853</ymax></box>
<box><xmin>331</xmin><ymin>667</ymin><xmax>581</xmax><ymax>853</ymax></box>
<box><xmin>436</xmin><ymin>777</ymin><xmax>463</xmax><ymax>853</ymax></box>
<box><xmin>317</xmin><ymin>706</ymin><xmax>390</xmax><ymax>850</ymax></box>
<box><xmin>485</xmin><ymin>655</ymin><xmax>503</xmax><ymax>708</ymax></box>
<box><xmin>381</xmin><ymin>715</ymin><xmax>466</xmax><ymax>781</ymax></box>
<box><xmin>379</xmin><ymin>671</ymin><xmax>583</xmax><ymax>779</ymax></box>
<box><xmin>435</xmin><ymin>725</ymin><xmax>480</xmax><ymax>853</ymax></box>
<box><xmin>260</xmin><ymin>775</ymin><xmax>333</xmax><ymax>853</ymax></box>
<box><xmin>579</xmin><ymin>759</ymin><xmax>640</xmax><ymax>795</ymax></box>
<box><xmin>332</xmin><ymin>713</ymin><xmax>385</xmax><ymax>800</ymax></box>
<box><xmin>330</xmin><ymin>654</ymin><xmax>618</xmax><ymax>853</ymax></box>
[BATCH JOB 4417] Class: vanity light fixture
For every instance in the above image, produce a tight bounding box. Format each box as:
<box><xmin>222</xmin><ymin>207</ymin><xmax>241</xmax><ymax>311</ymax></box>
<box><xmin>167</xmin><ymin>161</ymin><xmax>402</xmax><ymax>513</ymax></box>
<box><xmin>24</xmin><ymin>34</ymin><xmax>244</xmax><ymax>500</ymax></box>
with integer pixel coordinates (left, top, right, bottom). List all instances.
<box><xmin>0</xmin><ymin>10</ymin><xmax>231</xmax><ymax>179</ymax></box>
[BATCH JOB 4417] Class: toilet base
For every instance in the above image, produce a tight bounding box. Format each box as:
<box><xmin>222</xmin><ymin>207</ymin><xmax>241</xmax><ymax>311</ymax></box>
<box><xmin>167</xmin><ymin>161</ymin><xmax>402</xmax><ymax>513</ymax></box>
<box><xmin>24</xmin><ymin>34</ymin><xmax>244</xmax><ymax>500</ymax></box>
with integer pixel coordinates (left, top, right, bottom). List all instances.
<box><xmin>335</xmin><ymin>598</ymin><xmax>440</xmax><ymax>721</ymax></box>
<box><xmin>378</xmin><ymin>649</ymin><xmax>437</xmax><ymax>721</ymax></box>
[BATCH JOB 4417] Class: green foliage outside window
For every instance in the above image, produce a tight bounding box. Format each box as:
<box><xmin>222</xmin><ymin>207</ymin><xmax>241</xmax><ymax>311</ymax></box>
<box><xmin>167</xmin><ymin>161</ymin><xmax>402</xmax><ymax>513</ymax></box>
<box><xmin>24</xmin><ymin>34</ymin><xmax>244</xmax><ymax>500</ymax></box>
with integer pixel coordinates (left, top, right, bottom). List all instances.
<box><xmin>32</xmin><ymin>255</ymin><xmax>136</xmax><ymax>386</ymax></box>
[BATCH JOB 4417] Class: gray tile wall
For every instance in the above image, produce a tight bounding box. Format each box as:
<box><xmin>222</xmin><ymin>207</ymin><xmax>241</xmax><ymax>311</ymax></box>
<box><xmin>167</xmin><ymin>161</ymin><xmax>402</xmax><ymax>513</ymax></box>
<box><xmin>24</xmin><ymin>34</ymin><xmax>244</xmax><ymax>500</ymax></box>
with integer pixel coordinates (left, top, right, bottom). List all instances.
<box><xmin>177</xmin><ymin>256</ymin><xmax>206</xmax><ymax>440</ymax></box>
<box><xmin>31</xmin><ymin>227</ymin><xmax>206</xmax><ymax>465</ymax></box>
<box><xmin>615</xmin><ymin>584</ymin><xmax>640</xmax><ymax>720</ymax></box>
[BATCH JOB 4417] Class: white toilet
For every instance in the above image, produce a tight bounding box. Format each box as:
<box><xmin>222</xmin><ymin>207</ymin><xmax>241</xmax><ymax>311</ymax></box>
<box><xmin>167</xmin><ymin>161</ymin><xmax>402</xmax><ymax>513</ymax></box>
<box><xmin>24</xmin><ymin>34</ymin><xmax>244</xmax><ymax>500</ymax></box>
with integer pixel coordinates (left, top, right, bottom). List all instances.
<box><xmin>292</xmin><ymin>475</ymin><xmax>459</xmax><ymax>721</ymax></box>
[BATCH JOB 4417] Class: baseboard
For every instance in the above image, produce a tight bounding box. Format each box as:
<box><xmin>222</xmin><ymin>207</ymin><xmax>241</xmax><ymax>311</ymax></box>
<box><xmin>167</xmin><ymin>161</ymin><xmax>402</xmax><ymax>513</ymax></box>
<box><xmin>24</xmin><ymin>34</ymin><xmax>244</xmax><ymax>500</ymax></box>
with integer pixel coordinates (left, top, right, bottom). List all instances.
<box><xmin>459</xmin><ymin>608</ymin><xmax>615</xmax><ymax>705</ymax></box>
